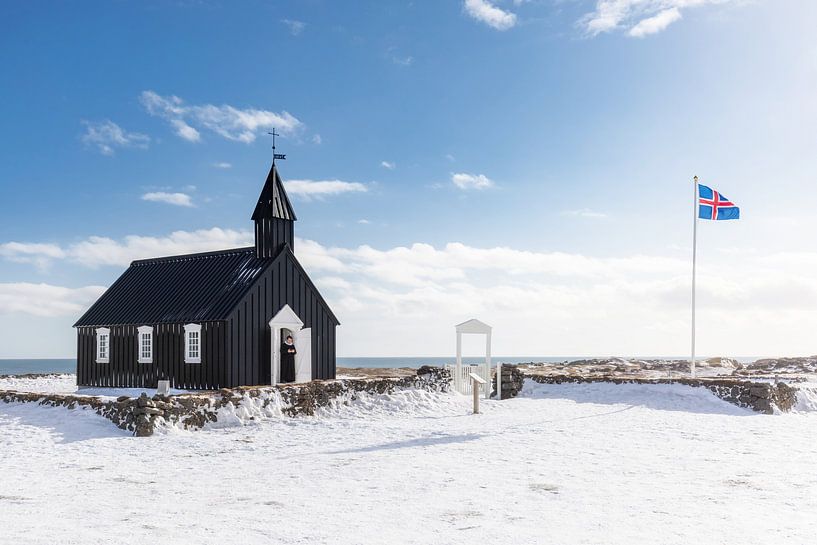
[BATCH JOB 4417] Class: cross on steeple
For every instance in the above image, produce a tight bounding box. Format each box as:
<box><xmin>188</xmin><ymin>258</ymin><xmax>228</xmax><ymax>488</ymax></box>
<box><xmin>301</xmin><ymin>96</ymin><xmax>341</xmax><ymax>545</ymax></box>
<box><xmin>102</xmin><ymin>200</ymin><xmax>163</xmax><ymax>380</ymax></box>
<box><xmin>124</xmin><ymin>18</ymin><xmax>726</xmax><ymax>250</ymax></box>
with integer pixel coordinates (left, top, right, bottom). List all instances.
<box><xmin>268</xmin><ymin>128</ymin><xmax>287</xmax><ymax>165</ymax></box>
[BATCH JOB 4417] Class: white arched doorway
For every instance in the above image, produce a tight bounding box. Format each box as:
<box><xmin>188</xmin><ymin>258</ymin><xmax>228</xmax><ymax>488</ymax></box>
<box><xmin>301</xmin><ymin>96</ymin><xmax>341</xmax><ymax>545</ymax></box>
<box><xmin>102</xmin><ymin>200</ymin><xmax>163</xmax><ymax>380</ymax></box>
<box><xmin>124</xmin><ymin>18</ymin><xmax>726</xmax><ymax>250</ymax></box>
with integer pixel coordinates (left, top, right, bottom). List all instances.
<box><xmin>454</xmin><ymin>319</ymin><xmax>494</xmax><ymax>399</ymax></box>
<box><xmin>269</xmin><ymin>304</ymin><xmax>312</xmax><ymax>385</ymax></box>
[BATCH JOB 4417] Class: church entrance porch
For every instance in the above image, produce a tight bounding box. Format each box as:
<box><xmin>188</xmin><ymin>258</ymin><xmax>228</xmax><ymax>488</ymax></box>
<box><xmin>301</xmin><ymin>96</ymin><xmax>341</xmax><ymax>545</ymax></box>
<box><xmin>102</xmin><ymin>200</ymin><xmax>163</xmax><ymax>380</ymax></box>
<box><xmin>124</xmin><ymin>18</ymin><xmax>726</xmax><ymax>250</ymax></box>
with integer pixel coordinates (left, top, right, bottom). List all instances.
<box><xmin>269</xmin><ymin>304</ymin><xmax>312</xmax><ymax>385</ymax></box>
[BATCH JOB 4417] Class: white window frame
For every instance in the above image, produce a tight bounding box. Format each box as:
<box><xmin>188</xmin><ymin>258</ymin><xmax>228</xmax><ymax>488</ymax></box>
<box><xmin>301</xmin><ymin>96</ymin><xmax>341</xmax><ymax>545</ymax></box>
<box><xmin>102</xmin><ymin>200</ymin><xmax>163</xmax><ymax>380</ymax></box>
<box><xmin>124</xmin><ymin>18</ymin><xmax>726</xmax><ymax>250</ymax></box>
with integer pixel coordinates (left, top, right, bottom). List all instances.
<box><xmin>137</xmin><ymin>325</ymin><xmax>153</xmax><ymax>364</ymax></box>
<box><xmin>184</xmin><ymin>323</ymin><xmax>202</xmax><ymax>364</ymax></box>
<box><xmin>95</xmin><ymin>327</ymin><xmax>110</xmax><ymax>364</ymax></box>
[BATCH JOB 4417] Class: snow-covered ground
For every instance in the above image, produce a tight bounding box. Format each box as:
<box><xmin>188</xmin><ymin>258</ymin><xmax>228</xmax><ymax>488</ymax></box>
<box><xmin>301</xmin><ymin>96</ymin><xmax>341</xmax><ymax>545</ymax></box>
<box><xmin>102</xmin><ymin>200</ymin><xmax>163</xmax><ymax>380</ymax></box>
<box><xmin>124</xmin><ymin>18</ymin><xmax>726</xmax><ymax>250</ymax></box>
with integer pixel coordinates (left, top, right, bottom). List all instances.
<box><xmin>0</xmin><ymin>373</ymin><xmax>78</xmax><ymax>394</ymax></box>
<box><xmin>0</xmin><ymin>373</ymin><xmax>188</xmax><ymax>398</ymax></box>
<box><xmin>1</xmin><ymin>379</ymin><xmax>816</xmax><ymax>544</ymax></box>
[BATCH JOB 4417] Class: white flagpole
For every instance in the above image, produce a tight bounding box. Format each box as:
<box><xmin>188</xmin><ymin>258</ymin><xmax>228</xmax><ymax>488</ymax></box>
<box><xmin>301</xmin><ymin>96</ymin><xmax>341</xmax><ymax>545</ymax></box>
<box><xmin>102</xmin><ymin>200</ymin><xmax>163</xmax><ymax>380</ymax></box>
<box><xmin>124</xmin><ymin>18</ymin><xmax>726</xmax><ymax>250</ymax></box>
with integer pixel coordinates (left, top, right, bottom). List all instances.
<box><xmin>691</xmin><ymin>175</ymin><xmax>699</xmax><ymax>378</ymax></box>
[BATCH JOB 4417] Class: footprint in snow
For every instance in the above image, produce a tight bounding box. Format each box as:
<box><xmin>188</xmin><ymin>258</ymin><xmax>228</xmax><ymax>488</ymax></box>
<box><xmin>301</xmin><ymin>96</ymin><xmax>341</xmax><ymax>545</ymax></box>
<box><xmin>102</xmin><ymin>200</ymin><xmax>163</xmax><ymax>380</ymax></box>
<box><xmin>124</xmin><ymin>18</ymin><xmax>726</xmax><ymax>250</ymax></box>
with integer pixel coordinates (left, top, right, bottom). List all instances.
<box><xmin>441</xmin><ymin>510</ymin><xmax>483</xmax><ymax>524</ymax></box>
<box><xmin>723</xmin><ymin>478</ymin><xmax>763</xmax><ymax>490</ymax></box>
<box><xmin>529</xmin><ymin>483</ymin><xmax>560</xmax><ymax>494</ymax></box>
<box><xmin>0</xmin><ymin>495</ymin><xmax>32</xmax><ymax>503</ymax></box>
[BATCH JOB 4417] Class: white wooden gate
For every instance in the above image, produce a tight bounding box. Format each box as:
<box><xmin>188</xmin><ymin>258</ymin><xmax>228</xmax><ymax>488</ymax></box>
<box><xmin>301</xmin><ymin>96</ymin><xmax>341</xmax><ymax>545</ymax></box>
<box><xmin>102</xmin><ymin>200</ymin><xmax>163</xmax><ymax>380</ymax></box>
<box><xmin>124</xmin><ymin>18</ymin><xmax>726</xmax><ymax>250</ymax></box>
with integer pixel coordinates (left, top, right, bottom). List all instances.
<box><xmin>453</xmin><ymin>319</ymin><xmax>496</xmax><ymax>400</ymax></box>
<box><xmin>448</xmin><ymin>363</ymin><xmax>491</xmax><ymax>398</ymax></box>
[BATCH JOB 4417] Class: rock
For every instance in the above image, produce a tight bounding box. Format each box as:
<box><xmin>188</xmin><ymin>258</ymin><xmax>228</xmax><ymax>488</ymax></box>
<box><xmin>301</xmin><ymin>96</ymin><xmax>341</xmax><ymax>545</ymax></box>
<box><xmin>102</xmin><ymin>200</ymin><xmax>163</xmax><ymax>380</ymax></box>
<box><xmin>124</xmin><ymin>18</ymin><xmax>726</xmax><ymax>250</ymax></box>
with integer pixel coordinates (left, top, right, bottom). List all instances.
<box><xmin>416</xmin><ymin>366</ymin><xmax>450</xmax><ymax>384</ymax></box>
<box><xmin>133</xmin><ymin>407</ymin><xmax>164</xmax><ymax>416</ymax></box>
<box><xmin>771</xmin><ymin>382</ymin><xmax>797</xmax><ymax>412</ymax></box>
<box><xmin>492</xmin><ymin>364</ymin><xmax>525</xmax><ymax>399</ymax></box>
<box><xmin>134</xmin><ymin>425</ymin><xmax>153</xmax><ymax>437</ymax></box>
<box><xmin>753</xmin><ymin>399</ymin><xmax>773</xmax><ymax>414</ymax></box>
<box><xmin>744</xmin><ymin>356</ymin><xmax>817</xmax><ymax>375</ymax></box>
<box><xmin>748</xmin><ymin>386</ymin><xmax>769</xmax><ymax>398</ymax></box>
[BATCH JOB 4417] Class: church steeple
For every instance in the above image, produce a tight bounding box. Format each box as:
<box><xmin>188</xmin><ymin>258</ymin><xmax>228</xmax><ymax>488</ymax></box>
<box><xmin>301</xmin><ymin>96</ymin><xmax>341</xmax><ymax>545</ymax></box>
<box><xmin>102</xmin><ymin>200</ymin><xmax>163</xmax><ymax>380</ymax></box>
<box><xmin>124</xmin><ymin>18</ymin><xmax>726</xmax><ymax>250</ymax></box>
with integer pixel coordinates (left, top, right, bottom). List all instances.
<box><xmin>252</xmin><ymin>164</ymin><xmax>296</xmax><ymax>258</ymax></box>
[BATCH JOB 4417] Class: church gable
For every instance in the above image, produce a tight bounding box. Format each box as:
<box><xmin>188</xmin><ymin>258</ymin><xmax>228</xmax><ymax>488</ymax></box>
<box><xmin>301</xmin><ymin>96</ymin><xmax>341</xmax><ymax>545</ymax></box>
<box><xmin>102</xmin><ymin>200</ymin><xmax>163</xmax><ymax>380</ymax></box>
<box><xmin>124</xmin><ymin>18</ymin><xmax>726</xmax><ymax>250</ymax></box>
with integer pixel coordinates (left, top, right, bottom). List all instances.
<box><xmin>278</xmin><ymin>245</ymin><xmax>340</xmax><ymax>326</ymax></box>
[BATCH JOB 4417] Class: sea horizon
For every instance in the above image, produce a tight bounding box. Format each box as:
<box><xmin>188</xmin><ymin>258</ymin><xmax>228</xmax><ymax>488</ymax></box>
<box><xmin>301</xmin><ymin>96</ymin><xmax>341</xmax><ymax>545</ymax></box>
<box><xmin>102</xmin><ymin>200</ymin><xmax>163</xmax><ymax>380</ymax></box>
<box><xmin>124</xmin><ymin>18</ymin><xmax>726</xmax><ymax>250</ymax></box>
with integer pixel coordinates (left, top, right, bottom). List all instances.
<box><xmin>0</xmin><ymin>355</ymin><xmax>769</xmax><ymax>375</ymax></box>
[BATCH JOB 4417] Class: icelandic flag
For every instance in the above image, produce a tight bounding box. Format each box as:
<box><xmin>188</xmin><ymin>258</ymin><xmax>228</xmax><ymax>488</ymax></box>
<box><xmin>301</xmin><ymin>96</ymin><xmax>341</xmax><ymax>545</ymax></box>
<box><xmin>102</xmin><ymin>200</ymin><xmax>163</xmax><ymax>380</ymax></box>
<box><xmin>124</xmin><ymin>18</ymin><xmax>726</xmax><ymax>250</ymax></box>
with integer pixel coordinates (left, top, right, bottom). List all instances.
<box><xmin>698</xmin><ymin>184</ymin><xmax>739</xmax><ymax>220</ymax></box>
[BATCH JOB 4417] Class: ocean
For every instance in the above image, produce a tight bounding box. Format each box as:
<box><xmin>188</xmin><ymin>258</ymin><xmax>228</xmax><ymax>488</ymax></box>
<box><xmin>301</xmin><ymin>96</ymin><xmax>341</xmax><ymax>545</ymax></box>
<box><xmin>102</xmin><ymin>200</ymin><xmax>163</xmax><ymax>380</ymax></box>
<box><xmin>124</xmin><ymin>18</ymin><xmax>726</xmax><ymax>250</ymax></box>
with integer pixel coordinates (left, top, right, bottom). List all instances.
<box><xmin>0</xmin><ymin>359</ymin><xmax>76</xmax><ymax>375</ymax></box>
<box><xmin>0</xmin><ymin>356</ymin><xmax>760</xmax><ymax>375</ymax></box>
<box><xmin>0</xmin><ymin>357</ymin><xmax>574</xmax><ymax>375</ymax></box>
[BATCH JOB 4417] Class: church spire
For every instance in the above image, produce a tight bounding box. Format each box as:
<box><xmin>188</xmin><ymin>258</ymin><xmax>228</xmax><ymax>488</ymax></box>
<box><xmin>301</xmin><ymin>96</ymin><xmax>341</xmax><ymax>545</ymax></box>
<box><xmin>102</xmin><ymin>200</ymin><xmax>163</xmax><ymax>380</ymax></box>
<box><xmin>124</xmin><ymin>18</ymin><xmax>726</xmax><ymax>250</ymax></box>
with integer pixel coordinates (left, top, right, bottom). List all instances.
<box><xmin>251</xmin><ymin>164</ymin><xmax>297</xmax><ymax>222</ymax></box>
<box><xmin>253</xmin><ymin>164</ymin><xmax>296</xmax><ymax>258</ymax></box>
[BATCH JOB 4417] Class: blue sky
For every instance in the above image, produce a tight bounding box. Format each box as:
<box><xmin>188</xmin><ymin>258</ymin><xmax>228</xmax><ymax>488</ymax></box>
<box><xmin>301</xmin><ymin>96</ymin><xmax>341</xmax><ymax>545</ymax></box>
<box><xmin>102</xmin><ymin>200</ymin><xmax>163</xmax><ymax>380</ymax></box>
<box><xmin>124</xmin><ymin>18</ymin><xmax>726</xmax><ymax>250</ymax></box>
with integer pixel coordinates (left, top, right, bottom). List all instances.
<box><xmin>2</xmin><ymin>0</ymin><xmax>816</xmax><ymax>358</ymax></box>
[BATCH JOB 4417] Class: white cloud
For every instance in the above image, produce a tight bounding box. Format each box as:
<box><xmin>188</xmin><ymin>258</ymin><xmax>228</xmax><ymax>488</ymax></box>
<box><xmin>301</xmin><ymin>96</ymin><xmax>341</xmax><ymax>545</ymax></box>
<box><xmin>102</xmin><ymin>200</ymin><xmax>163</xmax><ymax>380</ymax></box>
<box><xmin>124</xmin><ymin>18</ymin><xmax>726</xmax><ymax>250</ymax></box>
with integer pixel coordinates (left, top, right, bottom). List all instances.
<box><xmin>581</xmin><ymin>0</ymin><xmax>726</xmax><ymax>37</ymax></box>
<box><xmin>451</xmin><ymin>172</ymin><xmax>495</xmax><ymax>190</ymax></box>
<box><xmin>0</xmin><ymin>228</ymin><xmax>253</xmax><ymax>269</ymax></box>
<box><xmin>296</xmin><ymin>240</ymin><xmax>685</xmax><ymax>287</ymax></box>
<box><xmin>141</xmin><ymin>192</ymin><xmax>194</xmax><ymax>207</ymax></box>
<box><xmin>463</xmin><ymin>0</ymin><xmax>517</xmax><ymax>31</ymax></box>
<box><xmin>170</xmin><ymin>119</ymin><xmax>201</xmax><ymax>142</ymax></box>
<box><xmin>0</xmin><ymin>242</ymin><xmax>66</xmax><ymax>270</ymax></box>
<box><xmin>293</xmin><ymin>239</ymin><xmax>817</xmax><ymax>357</ymax></box>
<box><xmin>5</xmin><ymin>229</ymin><xmax>817</xmax><ymax>356</ymax></box>
<box><xmin>380</xmin><ymin>161</ymin><xmax>396</xmax><ymax>170</ymax></box>
<box><xmin>562</xmin><ymin>208</ymin><xmax>609</xmax><ymax>219</ymax></box>
<box><xmin>281</xmin><ymin>19</ymin><xmax>306</xmax><ymax>35</ymax></box>
<box><xmin>283</xmin><ymin>179</ymin><xmax>368</xmax><ymax>199</ymax></box>
<box><xmin>74</xmin><ymin>228</ymin><xmax>253</xmax><ymax>267</ymax></box>
<box><xmin>357</xmin><ymin>219</ymin><xmax>371</xmax><ymax>225</ymax></box>
<box><xmin>0</xmin><ymin>283</ymin><xmax>106</xmax><ymax>318</ymax></box>
<box><xmin>628</xmin><ymin>7</ymin><xmax>683</xmax><ymax>37</ymax></box>
<box><xmin>212</xmin><ymin>162</ymin><xmax>232</xmax><ymax>169</ymax></box>
<box><xmin>312</xmin><ymin>134</ymin><xmax>322</xmax><ymax>145</ymax></box>
<box><xmin>80</xmin><ymin>120</ymin><xmax>150</xmax><ymax>155</ymax></box>
<box><xmin>0</xmin><ymin>242</ymin><xmax>66</xmax><ymax>260</ymax></box>
<box><xmin>140</xmin><ymin>91</ymin><xmax>302</xmax><ymax>144</ymax></box>
<box><xmin>385</xmin><ymin>46</ymin><xmax>414</xmax><ymax>66</ymax></box>
<box><xmin>391</xmin><ymin>54</ymin><xmax>414</xmax><ymax>66</ymax></box>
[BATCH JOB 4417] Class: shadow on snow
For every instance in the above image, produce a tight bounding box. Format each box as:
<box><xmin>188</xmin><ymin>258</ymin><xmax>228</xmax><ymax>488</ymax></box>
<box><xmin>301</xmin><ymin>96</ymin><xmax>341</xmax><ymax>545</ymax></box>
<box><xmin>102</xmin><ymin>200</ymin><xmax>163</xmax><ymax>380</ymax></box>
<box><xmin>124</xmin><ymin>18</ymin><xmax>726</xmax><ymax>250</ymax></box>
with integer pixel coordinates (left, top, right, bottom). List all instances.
<box><xmin>0</xmin><ymin>402</ymin><xmax>129</xmax><ymax>443</ymax></box>
<box><xmin>518</xmin><ymin>381</ymin><xmax>755</xmax><ymax>416</ymax></box>
<box><xmin>326</xmin><ymin>432</ymin><xmax>484</xmax><ymax>454</ymax></box>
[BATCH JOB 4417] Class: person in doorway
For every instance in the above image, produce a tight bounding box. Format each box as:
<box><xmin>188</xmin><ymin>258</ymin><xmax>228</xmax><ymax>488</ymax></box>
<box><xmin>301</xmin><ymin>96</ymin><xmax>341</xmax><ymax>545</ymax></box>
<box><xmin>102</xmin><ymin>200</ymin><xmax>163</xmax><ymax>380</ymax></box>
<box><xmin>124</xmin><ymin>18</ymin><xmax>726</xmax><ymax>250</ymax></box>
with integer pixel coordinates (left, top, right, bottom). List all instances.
<box><xmin>280</xmin><ymin>334</ymin><xmax>297</xmax><ymax>383</ymax></box>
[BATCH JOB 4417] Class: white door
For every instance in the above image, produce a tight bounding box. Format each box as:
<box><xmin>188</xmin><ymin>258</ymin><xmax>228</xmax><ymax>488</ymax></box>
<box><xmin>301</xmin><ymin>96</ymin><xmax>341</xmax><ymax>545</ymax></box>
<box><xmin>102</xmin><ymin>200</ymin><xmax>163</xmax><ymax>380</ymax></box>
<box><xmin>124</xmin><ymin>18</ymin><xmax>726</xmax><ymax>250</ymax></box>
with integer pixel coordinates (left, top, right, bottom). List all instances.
<box><xmin>294</xmin><ymin>328</ymin><xmax>312</xmax><ymax>383</ymax></box>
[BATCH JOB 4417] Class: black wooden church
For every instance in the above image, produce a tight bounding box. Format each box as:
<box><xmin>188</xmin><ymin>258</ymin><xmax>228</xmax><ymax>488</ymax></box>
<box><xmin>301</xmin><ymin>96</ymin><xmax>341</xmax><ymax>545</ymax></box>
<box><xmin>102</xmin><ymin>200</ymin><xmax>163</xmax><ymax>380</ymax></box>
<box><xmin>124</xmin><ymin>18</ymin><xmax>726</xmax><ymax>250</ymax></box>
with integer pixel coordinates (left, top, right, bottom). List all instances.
<box><xmin>73</xmin><ymin>163</ymin><xmax>339</xmax><ymax>390</ymax></box>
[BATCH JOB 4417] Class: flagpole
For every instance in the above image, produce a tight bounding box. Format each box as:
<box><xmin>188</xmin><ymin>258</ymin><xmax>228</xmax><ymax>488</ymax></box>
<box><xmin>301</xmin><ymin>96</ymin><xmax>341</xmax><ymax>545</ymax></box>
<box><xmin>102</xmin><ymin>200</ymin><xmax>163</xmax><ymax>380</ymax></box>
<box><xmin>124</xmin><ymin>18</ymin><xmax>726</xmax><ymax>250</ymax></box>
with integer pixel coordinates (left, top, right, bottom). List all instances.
<box><xmin>691</xmin><ymin>175</ymin><xmax>699</xmax><ymax>378</ymax></box>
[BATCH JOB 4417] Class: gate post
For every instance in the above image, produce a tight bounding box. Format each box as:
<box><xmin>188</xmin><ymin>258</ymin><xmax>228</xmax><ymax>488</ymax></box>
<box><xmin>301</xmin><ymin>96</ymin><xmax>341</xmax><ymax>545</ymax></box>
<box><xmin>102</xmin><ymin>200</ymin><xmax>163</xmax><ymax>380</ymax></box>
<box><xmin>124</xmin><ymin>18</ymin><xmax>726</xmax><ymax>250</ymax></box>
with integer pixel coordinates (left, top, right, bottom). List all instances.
<box><xmin>470</xmin><ymin>372</ymin><xmax>487</xmax><ymax>414</ymax></box>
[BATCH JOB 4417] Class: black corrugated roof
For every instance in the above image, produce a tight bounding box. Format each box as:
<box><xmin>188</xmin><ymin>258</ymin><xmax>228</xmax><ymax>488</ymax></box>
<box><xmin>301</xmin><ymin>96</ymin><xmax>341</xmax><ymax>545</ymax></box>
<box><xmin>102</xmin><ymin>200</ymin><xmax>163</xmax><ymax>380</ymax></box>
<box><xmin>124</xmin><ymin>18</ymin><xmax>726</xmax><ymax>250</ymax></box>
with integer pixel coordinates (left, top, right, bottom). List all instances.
<box><xmin>73</xmin><ymin>247</ymin><xmax>272</xmax><ymax>327</ymax></box>
<box><xmin>251</xmin><ymin>164</ymin><xmax>297</xmax><ymax>221</ymax></box>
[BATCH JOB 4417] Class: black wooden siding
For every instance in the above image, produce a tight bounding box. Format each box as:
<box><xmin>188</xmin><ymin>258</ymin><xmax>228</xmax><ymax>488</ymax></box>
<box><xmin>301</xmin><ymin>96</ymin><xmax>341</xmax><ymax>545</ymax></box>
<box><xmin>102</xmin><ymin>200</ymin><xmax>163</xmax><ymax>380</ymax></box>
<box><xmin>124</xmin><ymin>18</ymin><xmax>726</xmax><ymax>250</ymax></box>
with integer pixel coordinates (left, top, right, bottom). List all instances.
<box><xmin>255</xmin><ymin>218</ymin><xmax>293</xmax><ymax>259</ymax></box>
<box><xmin>76</xmin><ymin>247</ymin><xmax>338</xmax><ymax>389</ymax></box>
<box><xmin>226</xmin><ymin>247</ymin><xmax>337</xmax><ymax>386</ymax></box>
<box><xmin>77</xmin><ymin>322</ymin><xmax>228</xmax><ymax>390</ymax></box>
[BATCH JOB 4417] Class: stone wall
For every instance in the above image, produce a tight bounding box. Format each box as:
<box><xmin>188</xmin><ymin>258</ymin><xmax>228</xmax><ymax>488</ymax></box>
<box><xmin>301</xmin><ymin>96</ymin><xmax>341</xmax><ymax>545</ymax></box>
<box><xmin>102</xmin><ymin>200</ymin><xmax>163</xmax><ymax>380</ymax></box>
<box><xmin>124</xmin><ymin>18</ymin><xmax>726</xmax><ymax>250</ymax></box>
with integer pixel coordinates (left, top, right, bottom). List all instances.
<box><xmin>524</xmin><ymin>373</ymin><xmax>798</xmax><ymax>414</ymax></box>
<box><xmin>484</xmin><ymin>363</ymin><xmax>799</xmax><ymax>413</ymax></box>
<box><xmin>0</xmin><ymin>366</ymin><xmax>451</xmax><ymax>437</ymax></box>
<box><xmin>492</xmin><ymin>364</ymin><xmax>525</xmax><ymax>399</ymax></box>
<box><xmin>1</xmin><ymin>365</ymin><xmax>803</xmax><ymax>437</ymax></box>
